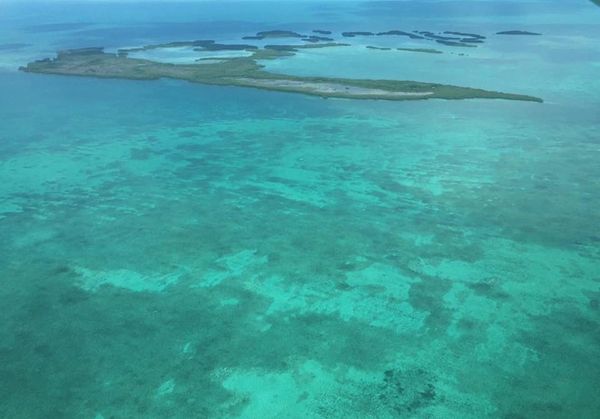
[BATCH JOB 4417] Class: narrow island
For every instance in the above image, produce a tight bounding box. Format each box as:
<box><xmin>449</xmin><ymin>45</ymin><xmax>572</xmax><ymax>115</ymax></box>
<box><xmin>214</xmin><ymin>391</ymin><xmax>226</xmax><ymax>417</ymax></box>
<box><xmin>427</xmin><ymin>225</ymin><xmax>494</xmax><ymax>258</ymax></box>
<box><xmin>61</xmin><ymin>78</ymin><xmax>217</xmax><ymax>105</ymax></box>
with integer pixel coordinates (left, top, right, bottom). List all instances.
<box><xmin>497</xmin><ymin>31</ymin><xmax>542</xmax><ymax>36</ymax></box>
<box><xmin>302</xmin><ymin>35</ymin><xmax>334</xmax><ymax>43</ymax></box>
<box><xmin>342</xmin><ymin>31</ymin><xmax>375</xmax><ymax>37</ymax></box>
<box><xmin>436</xmin><ymin>40</ymin><xmax>476</xmax><ymax>47</ymax></box>
<box><xmin>242</xmin><ymin>30</ymin><xmax>305</xmax><ymax>40</ymax></box>
<box><xmin>366</xmin><ymin>46</ymin><xmax>392</xmax><ymax>51</ymax></box>
<box><xmin>444</xmin><ymin>31</ymin><xmax>486</xmax><ymax>39</ymax></box>
<box><xmin>397</xmin><ymin>47</ymin><xmax>443</xmax><ymax>54</ymax></box>
<box><xmin>411</xmin><ymin>31</ymin><xmax>484</xmax><ymax>47</ymax></box>
<box><xmin>377</xmin><ymin>30</ymin><xmax>424</xmax><ymax>40</ymax></box>
<box><xmin>20</xmin><ymin>42</ymin><xmax>543</xmax><ymax>103</ymax></box>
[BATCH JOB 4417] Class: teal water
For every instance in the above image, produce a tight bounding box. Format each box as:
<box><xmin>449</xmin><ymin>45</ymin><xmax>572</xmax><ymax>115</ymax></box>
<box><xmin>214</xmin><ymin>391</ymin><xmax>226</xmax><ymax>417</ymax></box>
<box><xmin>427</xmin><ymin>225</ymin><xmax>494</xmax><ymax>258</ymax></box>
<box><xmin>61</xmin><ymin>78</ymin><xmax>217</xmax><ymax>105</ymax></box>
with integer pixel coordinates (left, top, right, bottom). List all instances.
<box><xmin>1</xmin><ymin>1</ymin><xmax>599</xmax><ymax>418</ymax></box>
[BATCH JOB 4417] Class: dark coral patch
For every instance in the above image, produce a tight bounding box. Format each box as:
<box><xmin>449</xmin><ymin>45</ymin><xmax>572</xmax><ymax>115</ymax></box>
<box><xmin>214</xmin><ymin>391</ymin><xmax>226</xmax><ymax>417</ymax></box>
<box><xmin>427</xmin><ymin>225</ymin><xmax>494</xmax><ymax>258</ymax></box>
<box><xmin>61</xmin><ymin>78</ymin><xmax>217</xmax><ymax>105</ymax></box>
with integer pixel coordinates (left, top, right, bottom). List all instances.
<box><xmin>378</xmin><ymin>368</ymin><xmax>438</xmax><ymax>415</ymax></box>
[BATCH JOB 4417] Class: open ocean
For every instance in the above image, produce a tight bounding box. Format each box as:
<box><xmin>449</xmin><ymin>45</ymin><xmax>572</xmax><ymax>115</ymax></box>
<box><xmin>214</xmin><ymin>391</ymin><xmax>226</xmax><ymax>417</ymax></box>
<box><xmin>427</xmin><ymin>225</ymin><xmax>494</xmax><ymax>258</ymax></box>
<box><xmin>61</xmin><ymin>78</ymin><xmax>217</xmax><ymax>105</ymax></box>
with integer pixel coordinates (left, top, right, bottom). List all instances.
<box><xmin>1</xmin><ymin>1</ymin><xmax>599</xmax><ymax>417</ymax></box>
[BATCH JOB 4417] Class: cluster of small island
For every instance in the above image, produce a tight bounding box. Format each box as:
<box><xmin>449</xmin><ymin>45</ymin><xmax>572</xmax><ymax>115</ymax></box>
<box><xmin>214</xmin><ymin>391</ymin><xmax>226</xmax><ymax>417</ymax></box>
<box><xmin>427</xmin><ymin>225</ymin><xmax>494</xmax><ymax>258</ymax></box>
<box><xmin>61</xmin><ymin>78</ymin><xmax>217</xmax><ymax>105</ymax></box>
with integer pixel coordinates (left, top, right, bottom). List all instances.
<box><xmin>242</xmin><ymin>30</ymin><xmax>334</xmax><ymax>44</ymax></box>
<box><xmin>20</xmin><ymin>27</ymin><xmax>544</xmax><ymax>103</ymax></box>
<box><xmin>238</xmin><ymin>28</ymin><xmax>542</xmax><ymax>56</ymax></box>
<box><xmin>233</xmin><ymin>28</ymin><xmax>542</xmax><ymax>50</ymax></box>
<box><xmin>340</xmin><ymin>30</ymin><xmax>488</xmax><ymax>48</ymax></box>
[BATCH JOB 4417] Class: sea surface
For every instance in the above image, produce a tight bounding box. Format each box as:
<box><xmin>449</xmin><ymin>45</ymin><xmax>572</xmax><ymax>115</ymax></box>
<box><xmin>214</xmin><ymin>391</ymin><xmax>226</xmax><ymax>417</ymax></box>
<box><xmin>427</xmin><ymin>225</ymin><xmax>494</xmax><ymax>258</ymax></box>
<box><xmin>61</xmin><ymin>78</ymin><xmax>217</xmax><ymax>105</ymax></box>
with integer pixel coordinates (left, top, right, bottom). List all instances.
<box><xmin>1</xmin><ymin>1</ymin><xmax>599</xmax><ymax>418</ymax></box>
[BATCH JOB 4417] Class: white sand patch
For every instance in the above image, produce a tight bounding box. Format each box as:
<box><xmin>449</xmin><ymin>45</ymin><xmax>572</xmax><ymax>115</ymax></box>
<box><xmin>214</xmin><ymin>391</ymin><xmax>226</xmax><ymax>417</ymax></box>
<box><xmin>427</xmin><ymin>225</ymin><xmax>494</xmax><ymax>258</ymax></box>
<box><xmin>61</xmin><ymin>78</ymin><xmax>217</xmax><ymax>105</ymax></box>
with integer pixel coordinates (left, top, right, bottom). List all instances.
<box><xmin>220</xmin><ymin>360</ymin><xmax>379</xmax><ymax>419</ymax></box>
<box><xmin>193</xmin><ymin>249</ymin><xmax>267</xmax><ymax>288</ymax></box>
<box><xmin>156</xmin><ymin>379</ymin><xmax>175</xmax><ymax>397</ymax></box>
<box><xmin>220</xmin><ymin>297</ymin><xmax>240</xmax><ymax>306</ymax></box>
<box><xmin>224</xmin><ymin>370</ymin><xmax>297</xmax><ymax>418</ymax></box>
<box><xmin>0</xmin><ymin>202</ymin><xmax>23</xmax><ymax>220</ymax></box>
<box><xmin>220</xmin><ymin>361</ymin><xmax>332</xmax><ymax>418</ymax></box>
<box><xmin>245</xmin><ymin>263</ymin><xmax>425</xmax><ymax>333</ymax></box>
<box><xmin>245</xmin><ymin>179</ymin><xmax>330</xmax><ymax>208</ymax></box>
<box><xmin>74</xmin><ymin>266</ymin><xmax>184</xmax><ymax>292</ymax></box>
<box><xmin>12</xmin><ymin>227</ymin><xmax>56</xmax><ymax>248</ymax></box>
<box><xmin>234</xmin><ymin>77</ymin><xmax>434</xmax><ymax>98</ymax></box>
<box><xmin>0</xmin><ymin>202</ymin><xmax>22</xmax><ymax>214</ymax></box>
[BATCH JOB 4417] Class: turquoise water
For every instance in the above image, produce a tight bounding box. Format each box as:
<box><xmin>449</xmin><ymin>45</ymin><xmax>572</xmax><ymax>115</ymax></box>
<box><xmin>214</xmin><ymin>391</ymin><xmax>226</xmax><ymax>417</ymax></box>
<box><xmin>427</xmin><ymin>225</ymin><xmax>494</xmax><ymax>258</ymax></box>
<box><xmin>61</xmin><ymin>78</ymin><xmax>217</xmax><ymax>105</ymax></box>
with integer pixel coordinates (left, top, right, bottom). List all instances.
<box><xmin>1</xmin><ymin>1</ymin><xmax>599</xmax><ymax>418</ymax></box>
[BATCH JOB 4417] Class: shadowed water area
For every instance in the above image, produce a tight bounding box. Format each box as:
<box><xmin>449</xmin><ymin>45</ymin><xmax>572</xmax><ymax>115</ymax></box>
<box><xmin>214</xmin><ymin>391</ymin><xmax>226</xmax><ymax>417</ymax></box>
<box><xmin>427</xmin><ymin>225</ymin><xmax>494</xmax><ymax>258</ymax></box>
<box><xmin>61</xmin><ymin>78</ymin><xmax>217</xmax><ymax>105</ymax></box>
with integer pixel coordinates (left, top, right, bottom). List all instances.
<box><xmin>1</xmin><ymin>1</ymin><xmax>599</xmax><ymax>418</ymax></box>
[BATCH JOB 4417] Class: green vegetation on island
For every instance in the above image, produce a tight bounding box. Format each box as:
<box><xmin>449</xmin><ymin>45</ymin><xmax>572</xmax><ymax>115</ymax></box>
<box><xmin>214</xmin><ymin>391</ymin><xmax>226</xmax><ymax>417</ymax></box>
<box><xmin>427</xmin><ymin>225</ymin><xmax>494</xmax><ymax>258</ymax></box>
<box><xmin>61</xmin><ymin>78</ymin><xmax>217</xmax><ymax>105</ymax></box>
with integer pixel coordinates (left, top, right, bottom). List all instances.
<box><xmin>242</xmin><ymin>31</ymin><xmax>305</xmax><ymax>40</ymax></box>
<box><xmin>436</xmin><ymin>40</ymin><xmax>476</xmax><ymax>48</ymax></box>
<box><xmin>302</xmin><ymin>35</ymin><xmax>334</xmax><ymax>43</ymax></box>
<box><xmin>414</xmin><ymin>31</ymin><xmax>482</xmax><ymax>47</ymax></box>
<box><xmin>443</xmin><ymin>31</ymin><xmax>486</xmax><ymax>39</ymax></box>
<box><xmin>416</xmin><ymin>31</ymin><xmax>460</xmax><ymax>40</ymax></box>
<box><xmin>243</xmin><ymin>30</ymin><xmax>305</xmax><ymax>40</ymax></box>
<box><xmin>256</xmin><ymin>30</ymin><xmax>304</xmax><ymax>38</ymax></box>
<box><xmin>20</xmin><ymin>44</ymin><xmax>543</xmax><ymax>103</ymax></box>
<box><xmin>497</xmin><ymin>31</ymin><xmax>542</xmax><ymax>36</ymax></box>
<box><xmin>377</xmin><ymin>30</ymin><xmax>424</xmax><ymax>40</ymax></box>
<box><xmin>342</xmin><ymin>32</ymin><xmax>375</xmax><ymax>37</ymax></box>
<box><xmin>460</xmin><ymin>38</ymin><xmax>484</xmax><ymax>44</ymax></box>
<box><xmin>366</xmin><ymin>46</ymin><xmax>392</xmax><ymax>51</ymax></box>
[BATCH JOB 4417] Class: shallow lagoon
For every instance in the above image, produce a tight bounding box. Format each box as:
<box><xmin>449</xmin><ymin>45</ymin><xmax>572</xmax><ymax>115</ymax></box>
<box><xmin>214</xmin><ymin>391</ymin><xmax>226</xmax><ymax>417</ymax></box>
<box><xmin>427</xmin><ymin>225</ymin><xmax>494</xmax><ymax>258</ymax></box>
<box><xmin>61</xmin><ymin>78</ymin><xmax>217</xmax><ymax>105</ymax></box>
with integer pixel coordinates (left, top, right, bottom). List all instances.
<box><xmin>1</xmin><ymin>1</ymin><xmax>599</xmax><ymax>418</ymax></box>
<box><xmin>127</xmin><ymin>47</ymin><xmax>254</xmax><ymax>64</ymax></box>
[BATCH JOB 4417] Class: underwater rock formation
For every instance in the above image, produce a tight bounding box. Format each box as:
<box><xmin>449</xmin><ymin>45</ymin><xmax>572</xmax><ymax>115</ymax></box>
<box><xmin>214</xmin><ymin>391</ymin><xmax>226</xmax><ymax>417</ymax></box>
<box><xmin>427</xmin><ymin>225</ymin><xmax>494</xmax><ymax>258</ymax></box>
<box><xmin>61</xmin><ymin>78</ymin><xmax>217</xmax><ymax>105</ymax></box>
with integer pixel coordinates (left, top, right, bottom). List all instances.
<box><xmin>378</xmin><ymin>368</ymin><xmax>438</xmax><ymax>415</ymax></box>
<box><xmin>313</xmin><ymin>29</ymin><xmax>332</xmax><ymax>35</ymax></box>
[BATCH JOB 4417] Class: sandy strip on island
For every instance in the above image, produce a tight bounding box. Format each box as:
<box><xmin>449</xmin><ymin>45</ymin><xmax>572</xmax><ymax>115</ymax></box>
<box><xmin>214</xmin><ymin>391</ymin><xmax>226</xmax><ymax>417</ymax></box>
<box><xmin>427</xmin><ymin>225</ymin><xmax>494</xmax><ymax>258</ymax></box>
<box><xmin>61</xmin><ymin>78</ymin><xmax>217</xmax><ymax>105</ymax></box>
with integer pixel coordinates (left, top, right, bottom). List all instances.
<box><xmin>232</xmin><ymin>78</ymin><xmax>435</xmax><ymax>97</ymax></box>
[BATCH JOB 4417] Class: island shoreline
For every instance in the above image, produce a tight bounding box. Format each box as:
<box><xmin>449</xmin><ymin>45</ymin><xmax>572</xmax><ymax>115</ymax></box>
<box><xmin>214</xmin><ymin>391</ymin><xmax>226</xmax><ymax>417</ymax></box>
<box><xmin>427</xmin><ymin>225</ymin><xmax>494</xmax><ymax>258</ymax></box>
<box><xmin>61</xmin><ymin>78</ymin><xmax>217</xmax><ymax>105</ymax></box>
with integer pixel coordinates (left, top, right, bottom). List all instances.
<box><xmin>20</xmin><ymin>46</ymin><xmax>543</xmax><ymax>103</ymax></box>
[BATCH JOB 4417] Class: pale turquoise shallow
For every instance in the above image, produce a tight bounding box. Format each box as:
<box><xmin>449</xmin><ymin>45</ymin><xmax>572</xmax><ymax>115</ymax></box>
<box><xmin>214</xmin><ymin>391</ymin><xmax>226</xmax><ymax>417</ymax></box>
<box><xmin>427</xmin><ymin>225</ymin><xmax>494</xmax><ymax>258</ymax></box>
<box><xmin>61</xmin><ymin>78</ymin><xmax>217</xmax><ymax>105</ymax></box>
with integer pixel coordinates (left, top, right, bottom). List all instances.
<box><xmin>0</xmin><ymin>1</ymin><xmax>599</xmax><ymax>418</ymax></box>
